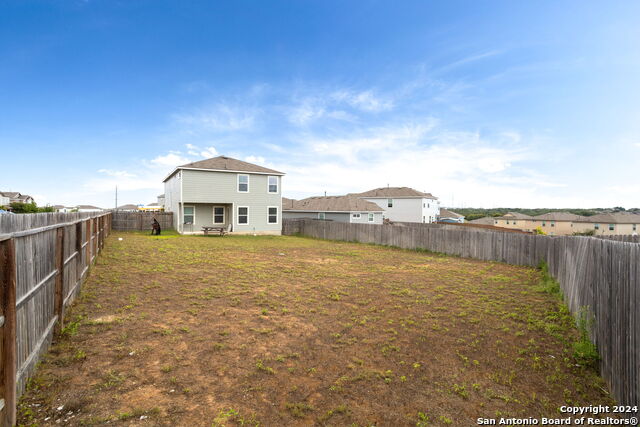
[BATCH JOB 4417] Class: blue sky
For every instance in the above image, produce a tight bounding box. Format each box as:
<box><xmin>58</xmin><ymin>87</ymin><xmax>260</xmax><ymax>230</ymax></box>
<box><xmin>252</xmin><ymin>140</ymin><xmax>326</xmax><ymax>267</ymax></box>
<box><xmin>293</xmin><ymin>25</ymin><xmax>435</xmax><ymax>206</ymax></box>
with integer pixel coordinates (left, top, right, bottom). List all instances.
<box><xmin>1</xmin><ymin>1</ymin><xmax>639</xmax><ymax>208</ymax></box>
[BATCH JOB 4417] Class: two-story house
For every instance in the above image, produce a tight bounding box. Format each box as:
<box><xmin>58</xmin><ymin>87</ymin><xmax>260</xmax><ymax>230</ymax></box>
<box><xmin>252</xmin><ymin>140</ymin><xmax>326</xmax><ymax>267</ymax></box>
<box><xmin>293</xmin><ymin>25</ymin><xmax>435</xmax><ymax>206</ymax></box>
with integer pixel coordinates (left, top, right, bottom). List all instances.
<box><xmin>349</xmin><ymin>187</ymin><xmax>440</xmax><ymax>223</ymax></box>
<box><xmin>163</xmin><ymin>156</ymin><xmax>285</xmax><ymax>234</ymax></box>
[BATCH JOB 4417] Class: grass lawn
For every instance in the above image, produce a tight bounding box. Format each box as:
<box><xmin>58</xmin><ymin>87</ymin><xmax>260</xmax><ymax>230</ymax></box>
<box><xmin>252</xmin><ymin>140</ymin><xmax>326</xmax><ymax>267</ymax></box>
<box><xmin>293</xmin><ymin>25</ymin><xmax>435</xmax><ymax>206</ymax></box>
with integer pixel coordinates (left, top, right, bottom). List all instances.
<box><xmin>18</xmin><ymin>232</ymin><xmax>614</xmax><ymax>426</ymax></box>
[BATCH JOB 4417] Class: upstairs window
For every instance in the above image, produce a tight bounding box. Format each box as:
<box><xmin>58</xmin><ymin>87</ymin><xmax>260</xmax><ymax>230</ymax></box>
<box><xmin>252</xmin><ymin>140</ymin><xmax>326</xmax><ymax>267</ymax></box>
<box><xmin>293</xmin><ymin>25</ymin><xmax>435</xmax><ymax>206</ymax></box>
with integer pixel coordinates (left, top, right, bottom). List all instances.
<box><xmin>238</xmin><ymin>207</ymin><xmax>249</xmax><ymax>224</ymax></box>
<box><xmin>268</xmin><ymin>207</ymin><xmax>278</xmax><ymax>224</ymax></box>
<box><xmin>387</xmin><ymin>199</ymin><xmax>393</xmax><ymax>208</ymax></box>
<box><xmin>633</xmin><ymin>224</ymin><xmax>637</xmax><ymax>231</ymax></box>
<box><xmin>352</xmin><ymin>213</ymin><xmax>361</xmax><ymax>219</ymax></box>
<box><xmin>318</xmin><ymin>212</ymin><xmax>325</xmax><ymax>220</ymax></box>
<box><xmin>183</xmin><ymin>206</ymin><xmax>194</xmax><ymax>224</ymax></box>
<box><xmin>368</xmin><ymin>213</ymin><xmax>374</xmax><ymax>222</ymax></box>
<box><xmin>513</xmin><ymin>221</ymin><xmax>517</xmax><ymax>225</ymax></box>
<box><xmin>594</xmin><ymin>223</ymin><xmax>600</xmax><ymax>230</ymax></box>
<box><xmin>609</xmin><ymin>224</ymin><xmax>615</xmax><ymax>231</ymax></box>
<box><xmin>268</xmin><ymin>176</ymin><xmax>278</xmax><ymax>193</ymax></box>
<box><xmin>238</xmin><ymin>174</ymin><xmax>249</xmax><ymax>192</ymax></box>
<box><xmin>551</xmin><ymin>221</ymin><xmax>555</xmax><ymax>227</ymax></box>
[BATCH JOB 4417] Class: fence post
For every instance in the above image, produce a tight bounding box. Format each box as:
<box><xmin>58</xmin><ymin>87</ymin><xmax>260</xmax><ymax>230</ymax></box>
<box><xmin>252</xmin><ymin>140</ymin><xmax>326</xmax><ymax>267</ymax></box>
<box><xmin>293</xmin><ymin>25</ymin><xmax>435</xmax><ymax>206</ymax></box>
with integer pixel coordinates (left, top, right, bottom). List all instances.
<box><xmin>0</xmin><ymin>238</ymin><xmax>17</xmax><ymax>426</ymax></box>
<box><xmin>75</xmin><ymin>222</ymin><xmax>83</xmax><ymax>282</ymax></box>
<box><xmin>85</xmin><ymin>219</ymin><xmax>91</xmax><ymax>265</ymax></box>
<box><xmin>54</xmin><ymin>227</ymin><xmax>65</xmax><ymax>335</ymax></box>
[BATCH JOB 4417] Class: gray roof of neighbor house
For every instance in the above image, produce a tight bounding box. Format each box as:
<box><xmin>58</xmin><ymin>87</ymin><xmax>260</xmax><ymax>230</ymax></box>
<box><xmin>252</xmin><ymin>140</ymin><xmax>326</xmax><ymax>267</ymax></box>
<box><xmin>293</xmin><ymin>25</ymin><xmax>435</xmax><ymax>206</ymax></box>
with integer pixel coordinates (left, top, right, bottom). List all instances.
<box><xmin>283</xmin><ymin>196</ymin><xmax>384</xmax><ymax>212</ymax></box>
<box><xmin>350</xmin><ymin>187</ymin><xmax>437</xmax><ymax>199</ymax></box>
<box><xmin>117</xmin><ymin>204</ymin><xmax>139</xmax><ymax>210</ymax></box>
<box><xmin>1</xmin><ymin>192</ymin><xmax>33</xmax><ymax>201</ymax></box>
<box><xmin>497</xmin><ymin>212</ymin><xmax>534</xmax><ymax>220</ymax></box>
<box><xmin>76</xmin><ymin>205</ymin><xmax>102</xmax><ymax>210</ymax></box>
<box><xmin>469</xmin><ymin>217</ymin><xmax>497</xmax><ymax>225</ymax></box>
<box><xmin>575</xmin><ymin>212</ymin><xmax>640</xmax><ymax>224</ymax></box>
<box><xmin>532</xmin><ymin>212</ymin><xmax>587</xmax><ymax>221</ymax></box>
<box><xmin>1</xmin><ymin>192</ymin><xmax>19</xmax><ymax>198</ymax></box>
<box><xmin>438</xmin><ymin>208</ymin><xmax>464</xmax><ymax>219</ymax></box>
<box><xmin>164</xmin><ymin>156</ymin><xmax>284</xmax><ymax>181</ymax></box>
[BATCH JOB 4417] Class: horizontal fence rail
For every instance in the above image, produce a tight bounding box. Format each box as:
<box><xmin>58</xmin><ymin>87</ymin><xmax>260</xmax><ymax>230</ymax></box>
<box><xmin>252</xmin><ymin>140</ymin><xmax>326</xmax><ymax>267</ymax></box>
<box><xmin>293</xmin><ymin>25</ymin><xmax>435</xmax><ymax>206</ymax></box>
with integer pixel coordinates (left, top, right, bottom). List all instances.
<box><xmin>0</xmin><ymin>211</ymin><xmax>112</xmax><ymax>426</ymax></box>
<box><xmin>282</xmin><ymin>218</ymin><xmax>639</xmax><ymax>409</ymax></box>
<box><xmin>111</xmin><ymin>211</ymin><xmax>173</xmax><ymax>232</ymax></box>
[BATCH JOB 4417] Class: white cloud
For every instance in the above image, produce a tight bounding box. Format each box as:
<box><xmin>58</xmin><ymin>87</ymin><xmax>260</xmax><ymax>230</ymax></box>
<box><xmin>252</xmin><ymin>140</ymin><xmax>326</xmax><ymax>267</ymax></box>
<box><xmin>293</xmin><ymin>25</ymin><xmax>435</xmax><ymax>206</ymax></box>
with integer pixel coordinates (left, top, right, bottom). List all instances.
<box><xmin>173</xmin><ymin>104</ymin><xmax>256</xmax><ymax>132</ymax></box>
<box><xmin>244</xmin><ymin>155</ymin><xmax>266</xmax><ymax>165</ymax></box>
<box><xmin>331</xmin><ymin>89</ymin><xmax>394</xmax><ymax>112</ymax></box>
<box><xmin>150</xmin><ymin>152</ymin><xmax>190</xmax><ymax>168</ymax></box>
<box><xmin>200</xmin><ymin>146</ymin><xmax>218</xmax><ymax>158</ymax></box>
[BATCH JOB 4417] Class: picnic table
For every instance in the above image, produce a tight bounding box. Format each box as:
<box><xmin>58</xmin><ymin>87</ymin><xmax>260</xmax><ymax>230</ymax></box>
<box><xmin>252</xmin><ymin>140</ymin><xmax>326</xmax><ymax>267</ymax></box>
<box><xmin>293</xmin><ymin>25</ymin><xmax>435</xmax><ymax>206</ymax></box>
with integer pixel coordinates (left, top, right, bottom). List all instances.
<box><xmin>202</xmin><ymin>226</ymin><xmax>227</xmax><ymax>236</ymax></box>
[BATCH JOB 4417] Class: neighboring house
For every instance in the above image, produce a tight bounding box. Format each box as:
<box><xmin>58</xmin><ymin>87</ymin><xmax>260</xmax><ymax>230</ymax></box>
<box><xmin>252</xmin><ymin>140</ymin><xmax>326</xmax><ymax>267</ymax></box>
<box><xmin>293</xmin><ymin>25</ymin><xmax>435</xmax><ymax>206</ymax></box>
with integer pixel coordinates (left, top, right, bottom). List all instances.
<box><xmin>163</xmin><ymin>156</ymin><xmax>285</xmax><ymax>234</ymax></box>
<box><xmin>573</xmin><ymin>212</ymin><xmax>640</xmax><ymax>236</ymax></box>
<box><xmin>438</xmin><ymin>208</ymin><xmax>465</xmax><ymax>223</ymax></box>
<box><xmin>493</xmin><ymin>212</ymin><xmax>535</xmax><ymax>231</ymax></box>
<box><xmin>157</xmin><ymin>194</ymin><xmax>165</xmax><ymax>208</ymax></box>
<box><xmin>282</xmin><ymin>196</ymin><xmax>384</xmax><ymax>224</ymax></box>
<box><xmin>0</xmin><ymin>191</ymin><xmax>35</xmax><ymax>205</ymax></box>
<box><xmin>117</xmin><ymin>204</ymin><xmax>139</xmax><ymax>211</ymax></box>
<box><xmin>350</xmin><ymin>187</ymin><xmax>440</xmax><ymax>223</ymax></box>
<box><xmin>76</xmin><ymin>205</ymin><xmax>103</xmax><ymax>212</ymax></box>
<box><xmin>529</xmin><ymin>212</ymin><xmax>587</xmax><ymax>235</ymax></box>
<box><xmin>0</xmin><ymin>195</ymin><xmax>9</xmax><ymax>207</ymax></box>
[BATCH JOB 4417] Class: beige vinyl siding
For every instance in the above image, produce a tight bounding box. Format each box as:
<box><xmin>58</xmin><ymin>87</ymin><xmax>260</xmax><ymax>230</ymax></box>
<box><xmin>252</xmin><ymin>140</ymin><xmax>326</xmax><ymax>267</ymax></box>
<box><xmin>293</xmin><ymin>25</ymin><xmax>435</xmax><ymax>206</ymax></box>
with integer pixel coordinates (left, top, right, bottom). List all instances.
<box><xmin>181</xmin><ymin>169</ymin><xmax>281</xmax><ymax>233</ymax></box>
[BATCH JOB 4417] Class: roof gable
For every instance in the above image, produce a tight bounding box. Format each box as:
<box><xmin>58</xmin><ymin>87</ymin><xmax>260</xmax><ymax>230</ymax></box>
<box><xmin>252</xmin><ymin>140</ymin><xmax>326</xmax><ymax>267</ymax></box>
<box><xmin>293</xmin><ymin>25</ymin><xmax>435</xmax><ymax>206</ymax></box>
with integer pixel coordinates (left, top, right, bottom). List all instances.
<box><xmin>164</xmin><ymin>156</ymin><xmax>284</xmax><ymax>182</ymax></box>
<box><xmin>350</xmin><ymin>187</ymin><xmax>437</xmax><ymax>199</ymax></box>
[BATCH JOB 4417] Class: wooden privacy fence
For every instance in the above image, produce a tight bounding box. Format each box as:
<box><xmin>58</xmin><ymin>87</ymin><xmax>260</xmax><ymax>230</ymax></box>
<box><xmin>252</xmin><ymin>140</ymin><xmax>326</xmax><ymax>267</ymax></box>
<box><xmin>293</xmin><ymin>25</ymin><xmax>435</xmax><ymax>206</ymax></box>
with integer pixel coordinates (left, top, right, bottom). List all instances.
<box><xmin>282</xmin><ymin>219</ymin><xmax>640</xmax><ymax>408</ymax></box>
<box><xmin>0</xmin><ymin>212</ymin><xmax>112</xmax><ymax>426</ymax></box>
<box><xmin>111</xmin><ymin>211</ymin><xmax>173</xmax><ymax>231</ymax></box>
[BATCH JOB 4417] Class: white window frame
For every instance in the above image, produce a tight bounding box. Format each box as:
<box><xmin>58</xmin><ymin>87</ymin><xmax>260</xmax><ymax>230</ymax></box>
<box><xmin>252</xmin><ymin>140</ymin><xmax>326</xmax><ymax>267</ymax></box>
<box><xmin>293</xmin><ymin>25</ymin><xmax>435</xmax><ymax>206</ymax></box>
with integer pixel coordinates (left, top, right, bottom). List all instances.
<box><xmin>318</xmin><ymin>212</ymin><xmax>325</xmax><ymax>220</ymax></box>
<box><xmin>237</xmin><ymin>174</ymin><xmax>249</xmax><ymax>193</ymax></box>
<box><xmin>267</xmin><ymin>176</ymin><xmax>279</xmax><ymax>194</ymax></box>
<box><xmin>213</xmin><ymin>206</ymin><xmax>225</xmax><ymax>224</ymax></box>
<box><xmin>368</xmin><ymin>213</ymin><xmax>374</xmax><ymax>222</ymax></box>
<box><xmin>237</xmin><ymin>206</ymin><xmax>249</xmax><ymax>225</ymax></box>
<box><xmin>352</xmin><ymin>213</ymin><xmax>361</xmax><ymax>219</ymax></box>
<box><xmin>183</xmin><ymin>205</ymin><xmax>195</xmax><ymax>225</ymax></box>
<box><xmin>267</xmin><ymin>206</ymin><xmax>278</xmax><ymax>224</ymax></box>
<box><xmin>387</xmin><ymin>198</ymin><xmax>393</xmax><ymax>208</ymax></box>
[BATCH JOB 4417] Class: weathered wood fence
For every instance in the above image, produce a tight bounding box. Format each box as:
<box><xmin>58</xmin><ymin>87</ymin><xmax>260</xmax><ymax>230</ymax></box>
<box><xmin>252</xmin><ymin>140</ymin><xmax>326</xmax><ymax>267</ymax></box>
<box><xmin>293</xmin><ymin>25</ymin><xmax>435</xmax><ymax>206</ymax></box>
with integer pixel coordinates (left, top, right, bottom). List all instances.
<box><xmin>282</xmin><ymin>219</ymin><xmax>639</xmax><ymax>408</ymax></box>
<box><xmin>111</xmin><ymin>211</ymin><xmax>173</xmax><ymax>231</ymax></box>
<box><xmin>0</xmin><ymin>212</ymin><xmax>112</xmax><ymax>426</ymax></box>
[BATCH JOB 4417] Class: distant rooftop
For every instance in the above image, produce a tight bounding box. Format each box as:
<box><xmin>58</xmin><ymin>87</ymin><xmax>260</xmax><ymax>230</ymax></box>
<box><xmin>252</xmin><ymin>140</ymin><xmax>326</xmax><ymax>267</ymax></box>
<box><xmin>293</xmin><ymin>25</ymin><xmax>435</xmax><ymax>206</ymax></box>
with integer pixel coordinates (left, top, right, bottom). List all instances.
<box><xmin>283</xmin><ymin>196</ymin><xmax>383</xmax><ymax>212</ymax></box>
<box><xmin>350</xmin><ymin>187</ymin><xmax>437</xmax><ymax>199</ymax></box>
<box><xmin>439</xmin><ymin>208</ymin><xmax>464</xmax><ymax>219</ymax></box>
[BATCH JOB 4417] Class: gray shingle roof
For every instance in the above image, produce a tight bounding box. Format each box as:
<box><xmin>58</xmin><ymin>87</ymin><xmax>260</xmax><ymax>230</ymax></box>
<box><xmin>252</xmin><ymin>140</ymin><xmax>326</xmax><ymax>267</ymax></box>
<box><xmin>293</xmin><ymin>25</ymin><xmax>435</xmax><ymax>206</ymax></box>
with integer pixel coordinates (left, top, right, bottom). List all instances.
<box><xmin>178</xmin><ymin>156</ymin><xmax>284</xmax><ymax>176</ymax></box>
<box><xmin>469</xmin><ymin>217</ymin><xmax>498</xmax><ymax>225</ymax></box>
<box><xmin>575</xmin><ymin>212</ymin><xmax>640</xmax><ymax>224</ymax></box>
<box><xmin>438</xmin><ymin>208</ymin><xmax>464</xmax><ymax>219</ymax></box>
<box><xmin>283</xmin><ymin>196</ymin><xmax>383</xmax><ymax>212</ymax></box>
<box><xmin>532</xmin><ymin>212</ymin><xmax>587</xmax><ymax>221</ymax></box>
<box><xmin>350</xmin><ymin>187</ymin><xmax>437</xmax><ymax>199</ymax></box>
<box><xmin>497</xmin><ymin>212</ymin><xmax>534</xmax><ymax>220</ymax></box>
